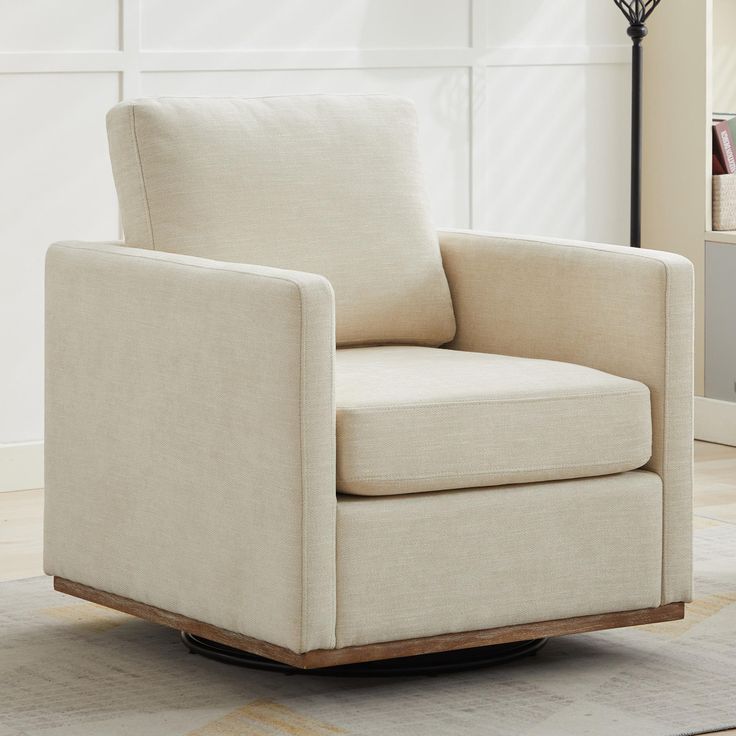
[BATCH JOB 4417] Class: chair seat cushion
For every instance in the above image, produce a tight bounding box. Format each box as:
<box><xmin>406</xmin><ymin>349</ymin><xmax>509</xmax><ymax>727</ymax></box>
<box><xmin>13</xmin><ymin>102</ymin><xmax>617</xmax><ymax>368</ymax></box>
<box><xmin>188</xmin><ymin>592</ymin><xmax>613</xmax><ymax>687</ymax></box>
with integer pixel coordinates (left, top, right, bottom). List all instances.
<box><xmin>335</xmin><ymin>346</ymin><xmax>652</xmax><ymax>495</ymax></box>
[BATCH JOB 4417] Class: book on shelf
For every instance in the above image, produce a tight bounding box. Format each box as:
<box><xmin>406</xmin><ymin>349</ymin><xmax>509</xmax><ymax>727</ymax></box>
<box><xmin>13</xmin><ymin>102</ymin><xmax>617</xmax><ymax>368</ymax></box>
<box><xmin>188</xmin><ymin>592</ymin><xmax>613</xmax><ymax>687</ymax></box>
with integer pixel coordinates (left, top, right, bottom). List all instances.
<box><xmin>712</xmin><ymin>113</ymin><xmax>736</xmax><ymax>174</ymax></box>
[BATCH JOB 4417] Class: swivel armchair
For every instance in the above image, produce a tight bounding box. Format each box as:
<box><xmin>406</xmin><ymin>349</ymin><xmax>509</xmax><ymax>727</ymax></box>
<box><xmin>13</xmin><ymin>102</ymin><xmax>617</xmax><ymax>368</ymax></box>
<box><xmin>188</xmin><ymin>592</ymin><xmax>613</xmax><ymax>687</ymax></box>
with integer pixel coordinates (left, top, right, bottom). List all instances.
<box><xmin>44</xmin><ymin>95</ymin><xmax>693</xmax><ymax>669</ymax></box>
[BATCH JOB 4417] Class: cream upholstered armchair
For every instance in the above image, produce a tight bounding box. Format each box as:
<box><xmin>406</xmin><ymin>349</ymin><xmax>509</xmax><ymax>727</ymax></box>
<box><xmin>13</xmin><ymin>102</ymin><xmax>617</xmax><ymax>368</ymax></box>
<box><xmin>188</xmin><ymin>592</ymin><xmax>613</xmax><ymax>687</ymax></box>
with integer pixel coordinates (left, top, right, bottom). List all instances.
<box><xmin>44</xmin><ymin>95</ymin><xmax>693</xmax><ymax>669</ymax></box>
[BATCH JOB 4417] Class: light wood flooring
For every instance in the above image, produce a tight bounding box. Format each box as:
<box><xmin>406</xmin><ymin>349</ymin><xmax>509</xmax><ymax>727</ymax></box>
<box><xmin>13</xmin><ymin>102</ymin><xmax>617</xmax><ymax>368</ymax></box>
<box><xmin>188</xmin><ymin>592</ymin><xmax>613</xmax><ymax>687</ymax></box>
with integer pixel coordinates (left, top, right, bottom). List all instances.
<box><xmin>1</xmin><ymin>441</ymin><xmax>735</xmax><ymax>733</ymax></box>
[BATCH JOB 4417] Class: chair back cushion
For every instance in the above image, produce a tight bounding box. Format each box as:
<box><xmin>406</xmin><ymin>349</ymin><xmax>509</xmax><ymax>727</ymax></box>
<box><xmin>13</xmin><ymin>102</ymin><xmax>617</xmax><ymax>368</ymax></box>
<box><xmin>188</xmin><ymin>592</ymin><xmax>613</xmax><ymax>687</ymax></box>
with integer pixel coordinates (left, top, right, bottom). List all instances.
<box><xmin>106</xmin><ymin>95</ymin><xmax>455</xmax><ymax>346</ymax></box>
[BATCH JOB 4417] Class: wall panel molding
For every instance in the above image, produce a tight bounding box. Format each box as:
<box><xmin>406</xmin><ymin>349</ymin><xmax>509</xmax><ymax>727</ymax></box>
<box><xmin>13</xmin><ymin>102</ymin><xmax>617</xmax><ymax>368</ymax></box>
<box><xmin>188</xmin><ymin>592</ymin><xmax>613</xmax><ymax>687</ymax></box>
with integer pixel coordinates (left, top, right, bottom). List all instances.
<box><xmin>0</xmin><ymin>53</ymin><xmax>124</xmax><ymax>73</ymax></box>
<box><xmin>0</xmin><ymin>46</ymin><xmax>629</xmax><ymax>75</ymax></box>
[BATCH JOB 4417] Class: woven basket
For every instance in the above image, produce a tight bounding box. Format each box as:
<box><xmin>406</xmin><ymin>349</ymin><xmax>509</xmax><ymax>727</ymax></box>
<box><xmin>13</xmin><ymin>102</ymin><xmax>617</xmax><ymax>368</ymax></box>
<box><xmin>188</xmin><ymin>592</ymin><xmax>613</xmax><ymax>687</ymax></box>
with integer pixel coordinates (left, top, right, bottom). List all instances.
<box><xmin>712</xmin><ymin>174</ymin><xmax>736</xmax><ymax>230</ymax></box>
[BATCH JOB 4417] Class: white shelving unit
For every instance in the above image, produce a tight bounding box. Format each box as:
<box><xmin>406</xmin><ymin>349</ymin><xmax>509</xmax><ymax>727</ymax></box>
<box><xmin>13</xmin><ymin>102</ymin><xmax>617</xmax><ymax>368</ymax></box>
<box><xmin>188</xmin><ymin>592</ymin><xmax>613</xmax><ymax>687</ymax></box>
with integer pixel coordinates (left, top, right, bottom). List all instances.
<box><xmin>705</xmin><ymin>230</ymin><xmax>736</xmax><ymax>246</ymax></box>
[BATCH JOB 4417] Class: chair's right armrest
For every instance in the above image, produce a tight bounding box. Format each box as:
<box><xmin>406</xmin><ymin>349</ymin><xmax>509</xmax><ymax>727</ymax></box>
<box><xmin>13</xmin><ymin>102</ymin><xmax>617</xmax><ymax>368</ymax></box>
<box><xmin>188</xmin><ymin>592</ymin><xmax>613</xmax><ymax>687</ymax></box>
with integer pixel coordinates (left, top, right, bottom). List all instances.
<box><xmin>439</xmin><ymin>228</ymin><xmax>694</xmax><ymax>605</ymax></box>
<box><xmin>44</xmin><ymin>241</ymin><xmax>337</xmax><ymax>653</ymax></box>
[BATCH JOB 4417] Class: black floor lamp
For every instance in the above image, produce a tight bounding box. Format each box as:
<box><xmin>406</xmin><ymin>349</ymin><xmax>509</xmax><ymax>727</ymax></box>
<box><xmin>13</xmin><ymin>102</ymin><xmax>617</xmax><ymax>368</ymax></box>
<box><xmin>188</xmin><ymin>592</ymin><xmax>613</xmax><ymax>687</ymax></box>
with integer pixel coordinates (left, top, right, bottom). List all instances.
<box><xmin>614</xmin><ymin>0</ymin><xmax>663</xmax><ymax>248</ymax></box>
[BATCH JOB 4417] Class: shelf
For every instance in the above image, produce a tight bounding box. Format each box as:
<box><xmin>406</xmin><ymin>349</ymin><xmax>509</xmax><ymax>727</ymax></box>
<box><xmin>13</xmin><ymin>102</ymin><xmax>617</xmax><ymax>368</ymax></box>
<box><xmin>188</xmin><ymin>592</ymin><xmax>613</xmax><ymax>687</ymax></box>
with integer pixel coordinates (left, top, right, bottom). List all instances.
<box><xmin>705</xmin><ymin>230</ymin><xmax>736</xmax><ymax>245</ymax></box>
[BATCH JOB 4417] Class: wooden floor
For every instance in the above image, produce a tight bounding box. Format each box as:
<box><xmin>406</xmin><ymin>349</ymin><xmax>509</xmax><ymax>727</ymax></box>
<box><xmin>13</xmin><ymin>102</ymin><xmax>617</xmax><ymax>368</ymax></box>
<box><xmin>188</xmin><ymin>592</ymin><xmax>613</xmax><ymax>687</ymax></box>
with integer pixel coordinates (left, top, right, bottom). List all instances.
<box><xmin>2</xmin><ymin>441</ymin><xmax>735</xmax><ymax>731</ymax></box>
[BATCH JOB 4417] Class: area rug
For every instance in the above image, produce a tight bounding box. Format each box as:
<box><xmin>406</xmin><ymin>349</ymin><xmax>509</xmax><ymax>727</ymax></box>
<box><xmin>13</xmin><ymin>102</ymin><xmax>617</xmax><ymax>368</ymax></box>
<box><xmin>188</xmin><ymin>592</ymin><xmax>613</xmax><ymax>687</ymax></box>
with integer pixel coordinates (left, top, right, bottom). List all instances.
<box><xmin>1</xmin><ymin>519</ymin><xmax>735</xmax><ymax>736</ymax></box>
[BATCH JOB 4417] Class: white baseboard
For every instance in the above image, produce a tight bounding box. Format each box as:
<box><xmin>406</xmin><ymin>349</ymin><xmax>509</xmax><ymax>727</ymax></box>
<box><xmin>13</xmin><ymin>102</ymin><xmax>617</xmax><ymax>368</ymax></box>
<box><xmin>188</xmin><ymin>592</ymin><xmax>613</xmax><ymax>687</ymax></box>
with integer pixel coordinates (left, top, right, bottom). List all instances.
<box><xmin>0</xmin><ymin>441</ymin><xmax>44</xmax><ymax>492</ymax></box>
<box><xmin>695</xmin><ymin>396</ymin><xmax>736</xmax><ymax>447</ymax></box>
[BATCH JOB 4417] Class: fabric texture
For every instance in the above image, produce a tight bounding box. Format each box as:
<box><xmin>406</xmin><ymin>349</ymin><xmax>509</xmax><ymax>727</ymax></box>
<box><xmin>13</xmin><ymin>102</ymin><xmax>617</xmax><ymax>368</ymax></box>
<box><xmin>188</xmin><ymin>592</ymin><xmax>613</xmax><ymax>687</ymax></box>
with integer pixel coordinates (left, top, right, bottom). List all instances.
<box><xmin>336</xmin><ymin>470</ymin><xmax>663</xmax><ymax>647</ymax></box>
<box><xmin>106</xmin><ymin>95</ymin><xmax>455</xmax><ymax>347</ymax></box>
<box><xmin>44</xmin><ymin>241</ymin><xmax>336</xmax><ymax>653</ymax></box>
<box><xmin>335</xmin><ymin>346</ymin><xmax>652</xmax><ymax>495</ymax></box>
<box><xmin>439</xmin><ymin>230</ymin><xmax>694</xmax><ymax>605</ymax></box>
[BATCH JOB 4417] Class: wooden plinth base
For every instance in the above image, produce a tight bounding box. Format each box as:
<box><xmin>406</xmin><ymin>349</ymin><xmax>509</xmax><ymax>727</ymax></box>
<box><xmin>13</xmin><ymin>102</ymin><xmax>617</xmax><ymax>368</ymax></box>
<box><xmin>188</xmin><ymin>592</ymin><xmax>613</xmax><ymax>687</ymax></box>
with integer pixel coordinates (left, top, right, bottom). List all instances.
<box><xmin>54</xmin><ymin>577</ymin><xmax>684</xmax><ymax>670</ymax></box>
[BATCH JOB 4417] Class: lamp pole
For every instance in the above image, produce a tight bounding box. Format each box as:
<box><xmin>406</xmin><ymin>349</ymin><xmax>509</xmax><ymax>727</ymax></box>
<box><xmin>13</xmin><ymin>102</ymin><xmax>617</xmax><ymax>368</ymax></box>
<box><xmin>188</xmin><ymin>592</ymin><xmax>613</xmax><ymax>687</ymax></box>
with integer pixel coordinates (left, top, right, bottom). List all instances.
<box><xmin>614</xmin><ymin>0</ymin><xmax>663</xmax><ymax>248</ymax></box>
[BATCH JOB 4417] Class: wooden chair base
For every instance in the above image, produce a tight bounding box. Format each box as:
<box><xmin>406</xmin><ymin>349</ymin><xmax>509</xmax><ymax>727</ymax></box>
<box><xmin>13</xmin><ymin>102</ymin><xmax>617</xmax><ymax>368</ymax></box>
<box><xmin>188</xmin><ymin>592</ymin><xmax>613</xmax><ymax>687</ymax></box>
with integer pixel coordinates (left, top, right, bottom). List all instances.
<box><xmin>54</xmin><ymin>577</ymin><xmax>684</xmax><ymax>670</ymax></box>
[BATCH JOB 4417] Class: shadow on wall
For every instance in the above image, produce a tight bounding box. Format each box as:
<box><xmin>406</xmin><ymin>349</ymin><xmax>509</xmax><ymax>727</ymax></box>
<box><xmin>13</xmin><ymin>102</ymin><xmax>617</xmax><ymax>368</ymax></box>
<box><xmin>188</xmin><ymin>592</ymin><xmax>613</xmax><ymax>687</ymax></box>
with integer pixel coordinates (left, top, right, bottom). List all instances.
<box><xmin>585</xmin><ymin>2</ymin><xmax>631</xmax><ymax>247</ymax></box>
<box><xmin>357</xmin><ymin>0</ymin><xmax>469</xmax><ymax>228</ymax></box>
<box><xmin>362</xmin><ymin>0</ymin><xmax>631</xmax><ymax>244</ymax></box>
<box><xmin>479</xmin><ymin>0</ymin><xmax>629</xmax><ymax>244</ymax></box>
<box><xmin>464</xmin><ymin>0</ymin><xmax>626</xmax><ymax>244</ymax></box>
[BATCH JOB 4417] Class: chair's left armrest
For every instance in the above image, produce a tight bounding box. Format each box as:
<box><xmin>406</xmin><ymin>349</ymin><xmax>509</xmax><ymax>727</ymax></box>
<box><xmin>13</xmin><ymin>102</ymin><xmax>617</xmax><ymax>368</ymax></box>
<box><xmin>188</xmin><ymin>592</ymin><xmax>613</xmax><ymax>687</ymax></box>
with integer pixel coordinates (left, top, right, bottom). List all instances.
<box><xmin>44</xmin><ymin>241</ymin><xmax>336</xmax><ymax>652</ymax></box>
<box><xmin>439</xmin><ymin>228</ymin><xmax>694</xmax><ymax>604</ymax></box>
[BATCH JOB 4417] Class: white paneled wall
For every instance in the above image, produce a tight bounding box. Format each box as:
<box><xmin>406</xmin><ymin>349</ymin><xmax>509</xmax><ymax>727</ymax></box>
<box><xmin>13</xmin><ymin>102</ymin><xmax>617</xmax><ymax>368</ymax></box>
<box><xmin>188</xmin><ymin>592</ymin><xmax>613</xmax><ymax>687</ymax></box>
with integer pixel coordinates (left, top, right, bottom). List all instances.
<box><xmin>0</xmin><ymin>0</ymin><xmax>631</xmax><ymax>470</ymax></box>
<box><xmin>140</xmin><ymin>0</ymin><xmax>471</xmax><ymax>50</ymax></box>
<box><xmin>0</xmin><ymin>0</ymin><xmax>119</xmax><ymax>51</ymax></box>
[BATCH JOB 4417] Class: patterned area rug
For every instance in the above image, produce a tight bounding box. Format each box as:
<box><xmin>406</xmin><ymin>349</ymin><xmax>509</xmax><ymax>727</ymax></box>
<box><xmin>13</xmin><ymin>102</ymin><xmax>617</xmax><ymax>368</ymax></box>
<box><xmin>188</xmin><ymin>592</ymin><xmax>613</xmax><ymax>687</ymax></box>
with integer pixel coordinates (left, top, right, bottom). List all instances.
<box><xmin>2</xmin><ymin>519</ymin><xmax>735</xmax><ymax>736</ymax></box>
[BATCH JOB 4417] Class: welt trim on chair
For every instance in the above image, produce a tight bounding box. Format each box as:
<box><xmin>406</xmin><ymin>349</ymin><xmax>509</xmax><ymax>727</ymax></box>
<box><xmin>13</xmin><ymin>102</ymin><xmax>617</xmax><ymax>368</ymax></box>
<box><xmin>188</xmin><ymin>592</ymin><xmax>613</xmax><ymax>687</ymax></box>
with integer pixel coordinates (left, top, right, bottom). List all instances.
<box><xmin>55</xmin><ymin>577</ymin><xmax>684</xmax><ymax>670</ymax></box>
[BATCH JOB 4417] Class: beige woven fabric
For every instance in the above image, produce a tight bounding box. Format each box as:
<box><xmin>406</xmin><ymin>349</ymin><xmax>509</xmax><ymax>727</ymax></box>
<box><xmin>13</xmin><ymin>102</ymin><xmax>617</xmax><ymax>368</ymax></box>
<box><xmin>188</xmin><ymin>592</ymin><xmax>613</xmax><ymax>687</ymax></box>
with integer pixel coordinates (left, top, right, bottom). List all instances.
<box><xmin>106</xmin><ymin>95</ymin><xmax>455</xmax><ymax>348</ymax></box>
<box><xmin>335</xmin><ymin>346</ymin><xmax>651</xmax><ymax>495</ymax></box>
<box><xmin>711</xmin><ymin>174</ymin><xmax>736</xmax><ymax>231</ymax></box>
<box><xmin>336</xmin><ymin>470</ymin><xmax>663</xmax><ymax>647</ymax></box>
<box><xmin>439</xmin><ymin>230</ymin><xmax>694</xmax><ymax>605</ymax></box>
<box><xmin>44</xmin><ymin>241</ymin><xmax>337</xmax><ymax>653</ymax></box>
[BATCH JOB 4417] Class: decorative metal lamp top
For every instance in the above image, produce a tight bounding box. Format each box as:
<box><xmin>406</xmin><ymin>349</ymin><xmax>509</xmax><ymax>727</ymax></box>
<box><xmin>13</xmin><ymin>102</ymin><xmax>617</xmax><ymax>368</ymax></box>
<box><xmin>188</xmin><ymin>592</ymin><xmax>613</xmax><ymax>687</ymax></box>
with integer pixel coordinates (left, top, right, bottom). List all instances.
<box><xmin>614</xmin><ymin>0</ymin><xmax>662</xmax><ymax>25</ymax></box>
<box><xmin>614</xmin><ymin>0</ymin><xmax>662</xmax><ymax>43</ymax></box>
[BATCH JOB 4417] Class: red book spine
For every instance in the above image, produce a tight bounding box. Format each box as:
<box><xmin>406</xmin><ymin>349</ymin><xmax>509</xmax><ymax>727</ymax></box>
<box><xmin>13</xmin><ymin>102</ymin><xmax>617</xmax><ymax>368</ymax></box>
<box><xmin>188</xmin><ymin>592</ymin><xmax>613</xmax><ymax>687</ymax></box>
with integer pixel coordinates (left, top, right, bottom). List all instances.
<box><xmin>713</xmin><ymin>153</ymin><xmax>727</xmax><ymax>176</ymax></box>
<box><xmin>713</xmin><ymin>121</ymin><xmax>736</xmax><ymax>174</ymax></box>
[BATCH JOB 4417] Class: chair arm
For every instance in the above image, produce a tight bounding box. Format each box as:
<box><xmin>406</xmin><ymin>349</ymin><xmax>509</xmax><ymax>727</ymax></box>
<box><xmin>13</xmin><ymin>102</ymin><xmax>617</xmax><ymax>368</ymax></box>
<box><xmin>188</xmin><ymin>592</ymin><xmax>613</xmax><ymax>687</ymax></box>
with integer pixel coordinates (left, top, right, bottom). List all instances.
<box><xmin>439</xmin><ymin>228</ymin><xmax>694</xmax><ymax>604</ymax></box>
<box><xmin>44</xmin><ymin>241</ymin><xmax>336</xmax><ymax>653</ymax></box>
